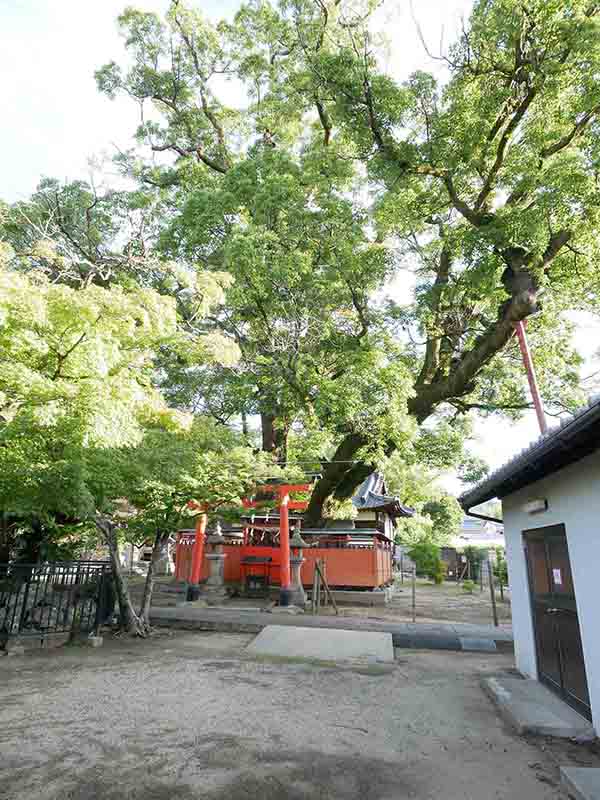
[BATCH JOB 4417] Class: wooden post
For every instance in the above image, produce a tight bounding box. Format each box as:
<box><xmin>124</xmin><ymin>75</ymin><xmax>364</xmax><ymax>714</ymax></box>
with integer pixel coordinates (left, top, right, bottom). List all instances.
<box><xmin>488</xmin><ymin>559</ymin><xmax>499</xmax><ymax>627</ymax></box>
<box><xmin>315</xmin><ymin>563</ymin><xmax>322</xmax><ymax>614</ymax></box>
<box><xmin>412</xmin><ymin>565</ymin><xmax>416</xmax><ymax>623</ymax></box>
<box><xmin>315</xmin><ymin>560</ymin><xmax>338</xmax><ymax>615</ymax></box>
<box><xmin>479</xmin><ymin>560</ymin><xmax>484</xmax><ymax>593</ymax></box>
<box><xmin>400</xmin><ymin>552</ymin><xmax>404</xmax><ymax>585</ymax></box>
<box><xmin>311</xmin><ymin>561</ymin><xmax>321</xmax><ymax>614</ymax></box>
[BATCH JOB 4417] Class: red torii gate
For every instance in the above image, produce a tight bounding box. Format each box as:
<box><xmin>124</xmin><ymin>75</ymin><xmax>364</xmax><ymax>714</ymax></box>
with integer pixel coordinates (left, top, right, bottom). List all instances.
<box><xmin>186</xmin><ymin>482</ymin><xmax>311</xmax><ymax>605</ymax></box>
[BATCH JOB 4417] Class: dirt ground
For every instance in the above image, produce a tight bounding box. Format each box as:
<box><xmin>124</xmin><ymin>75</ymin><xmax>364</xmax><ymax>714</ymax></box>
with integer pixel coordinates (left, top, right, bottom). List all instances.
<box><xmin>2</xmin><ymin>629</ymin><xmax>597</xmax><ymax>800</ymax></box>
<box><xmin>334</xmin><ymin>578</ymin><xmax>513</xmax><ymax>628</ymax></box>
<box><xmin>132</xmin><ymin>576</ymin><xmax>512</xmax><ymax>629</ymax></box>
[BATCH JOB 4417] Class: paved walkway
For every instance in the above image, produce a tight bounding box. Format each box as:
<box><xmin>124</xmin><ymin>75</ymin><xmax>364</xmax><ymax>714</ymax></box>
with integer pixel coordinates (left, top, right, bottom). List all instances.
<box><xmin>150</xmin><ymin>605</ymin><xmax>513</xmax><ymax>651</ymax></box>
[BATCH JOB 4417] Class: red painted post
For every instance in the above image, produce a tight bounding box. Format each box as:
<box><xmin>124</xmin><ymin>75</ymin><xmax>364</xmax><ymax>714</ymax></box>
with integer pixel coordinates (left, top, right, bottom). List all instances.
<box><xmin>278</xmin><ymin>488</ymin><xmax>292</xmax><ymax>604</ymax></box>
<box><xmin>190</xmin><ymin>513</ymin><xmax>207</xmax><ymax>584</ymax></box>
<box><xmin>514</xmin><ymin>320</ymin><xmax>548</xmax><ymax>435</ymax></box>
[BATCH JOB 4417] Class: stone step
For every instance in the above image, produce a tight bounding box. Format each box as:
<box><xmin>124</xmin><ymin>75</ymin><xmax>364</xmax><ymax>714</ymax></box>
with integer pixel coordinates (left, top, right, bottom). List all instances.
<box><xmin>561</xmin><ymin>767</ymin><xmax>600</xmax><ymax>800</ymax></box>
<box><xmin>482</xmin><ymin>676</ymin><xmax>595</xmax><ymax>740</ymax></box>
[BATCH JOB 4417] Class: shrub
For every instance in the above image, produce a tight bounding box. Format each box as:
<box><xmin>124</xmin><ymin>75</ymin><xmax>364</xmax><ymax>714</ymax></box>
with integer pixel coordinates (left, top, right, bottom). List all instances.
<box><xmin>493</xmin><ymin>548</ymin><xmax>509</xmax><ymax>586</ymax></box>
<box><xmin>462</xmin><ymin>580</ymin><xmax>476</xmax><ymax>594</ymax></box>
<box><xmin>407</xmin><ymin>540</ymin><xmax>445</xmax><ymax>583</ymax></box>
<box><xmin>407</xmin><ymin>540</ymin><xmax>440</xmax><ymax>577</ymax></box>
<box><xmin>461</xmin><ymin>545</ymin><xmax>486</xmax><ymax>582</ymax></box>
<box><xmin>432</xmin><ymin>558</ymin><xmax>446</xmax><ymax>585</ymax></box>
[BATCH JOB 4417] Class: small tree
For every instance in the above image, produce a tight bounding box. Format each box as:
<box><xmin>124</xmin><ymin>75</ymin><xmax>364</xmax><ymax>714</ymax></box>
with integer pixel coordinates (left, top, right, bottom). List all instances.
<box><xmin>121</xmin><ymin>434</ymin><xmax>281</xmax><ymax>630</ymax></box>
<box><xmin>407</xmin><ymin>539</ymin><xmax>445</xmax><ymax>583</ymax></box>
<box><xmin>493</xmin><ymin>547</ymin><xmax>509</xmax><ymax>587</ymax></box>
<box><xmin>461</xmin><ymin>546</ymin><xmax>487</xmax><ymax>582</ymax></box>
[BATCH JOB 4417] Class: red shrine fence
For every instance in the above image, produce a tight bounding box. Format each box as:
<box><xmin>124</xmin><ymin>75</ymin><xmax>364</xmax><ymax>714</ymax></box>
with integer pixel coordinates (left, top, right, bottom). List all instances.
<box><xmin>174</xmin><ymin>533</ymin><xmax>393</xmax><ymax>590</ymax></box>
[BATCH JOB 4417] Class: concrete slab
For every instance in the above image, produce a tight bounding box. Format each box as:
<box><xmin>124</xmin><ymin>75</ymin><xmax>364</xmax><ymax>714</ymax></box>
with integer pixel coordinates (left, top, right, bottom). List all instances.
<box><xmin>482</xmin><ymin>676</ymin><xmax>595</xmax><ymax>739</ymax></box>
<box><xmin>460</xmin><ymin>637</ymin><xmax>497</xmax><ymax>653</ymax></box>
<box><xmin>561</xmin><ymin>767</ymin><xmax>600</xmax><ymax>800</ymax></box>
<box><xmin>392</xmin><ymin>634</ymin><xmax>462</xmax><ymax>651</ymax></box>
<box><xmin>328</xmin><ymin>588</ymin><xmax>393</xmax><ymax>606</ymax></box>
<box><xmin>246</xmin><ymin>625</ymin><xmax>394</xmax><ymax>663</ymax></box>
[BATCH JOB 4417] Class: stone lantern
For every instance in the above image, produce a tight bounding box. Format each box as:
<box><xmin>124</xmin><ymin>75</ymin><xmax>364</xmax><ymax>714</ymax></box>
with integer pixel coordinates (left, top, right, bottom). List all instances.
<box><xmin>204</xmin><ymin>522</ymin><xmax>228</xmax><ymax>605</ymax></box>
<box><xmin>288</xmin><ymin>523</ymin><xmax>311</xmax><ymax>607</ymax></box>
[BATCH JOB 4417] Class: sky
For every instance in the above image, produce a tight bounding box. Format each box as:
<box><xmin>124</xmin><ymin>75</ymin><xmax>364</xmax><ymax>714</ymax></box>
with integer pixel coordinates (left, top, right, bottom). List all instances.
<box><xmin>2</xmin><ymin>0</ymin><xmax>599</xmax><ymax>490</ymax></box>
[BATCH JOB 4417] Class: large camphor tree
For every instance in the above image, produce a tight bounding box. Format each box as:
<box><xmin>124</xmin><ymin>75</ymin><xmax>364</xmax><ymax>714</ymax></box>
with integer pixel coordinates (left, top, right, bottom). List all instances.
<box><xmin>89</xmin><ymin>0</ymin><xmax>600</xmax><ymax>522</ymax></box>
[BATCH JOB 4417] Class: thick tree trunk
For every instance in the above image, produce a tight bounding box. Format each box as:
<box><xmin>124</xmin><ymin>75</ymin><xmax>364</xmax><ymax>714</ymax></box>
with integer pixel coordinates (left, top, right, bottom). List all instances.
<box><xmin>304</xmin><ymin>432</ymin><xmax>369</xmax><ymax>526</ymax></box>
<box><xmin>306</xmin><ymin>250</ymin><xmax>555</xmax><ymax>522</ymax></box>
<box><xmin>95</xmin><ymin>516</ymin><xmax>146</xmax><ymax>636</ymax></box>
<box><xmin>261</xmin><ymin>412</ymin><xmax>289</xmax><ymax>462</ymax></box>
<box><xmin>139</xmin><ymin>532</ymin><xmax>165</xmax><ymax>625</ymax></box>
<box><xmin>0</xmin><ymin>514</ymin><xmax>14</xmax><ymax>565</ymax></box>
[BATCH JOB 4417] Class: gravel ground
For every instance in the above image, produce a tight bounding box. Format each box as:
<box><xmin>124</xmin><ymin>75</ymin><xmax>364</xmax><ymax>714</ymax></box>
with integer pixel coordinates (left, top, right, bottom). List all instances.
<box><xmin>0</xmin><ymin>630</ymin><xmax>594</xmax><ymax>800</ymax></box>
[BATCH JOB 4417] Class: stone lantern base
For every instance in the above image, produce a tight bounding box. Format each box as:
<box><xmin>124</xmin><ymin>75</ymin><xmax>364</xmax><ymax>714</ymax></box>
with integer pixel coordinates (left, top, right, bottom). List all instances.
<box><xmin>288</xmin><ymin>554</ymin><xmax>307</xmax><ymax>607</ymax></box>
<box><xmin>204</xmin><ymin>553</ymin><xmax>228</xmax><ymax>605</ymax></box>
<box><xmin>203</xmin><ymin>532</ymin><xmax>228</xmax><ymax>605</ymax></box>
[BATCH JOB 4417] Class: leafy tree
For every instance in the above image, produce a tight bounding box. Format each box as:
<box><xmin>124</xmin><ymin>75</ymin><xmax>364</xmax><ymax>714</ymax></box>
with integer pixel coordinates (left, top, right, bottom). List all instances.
<box><xmin>382</xmin><ymin>450</ymin><xmax>463</xmax><ymax>546</ymax></box>
<box><xmin>95</xmin><ymin>421</ymin><xmax>284</xmax><ymax>633</ymax></box>
<box><xmin>92</xmin><ymin>0</ymin><xmax>599</xmax><ymax>524</ymax></box>
<box><xmin>421</xmin><ymin>496</ymin><xmax>463</xmax><ymax>542</ymax></box>
<box><xmin>0</xmin><ymin>257</ymin><xmax>176</xmax><ymax>537</ymax></box>
<box><xmin>407</xmin><ymin>539</ymin><xmax>445</xmax><ymax>583</ymax></box>
<box><xmin>493</xmin><ymin>546</ymin><xmax>509</xmax><ymax>586</ymax></box>
<box><xmin>0</xmin><ymin>221</ymin><xmax>248</xmax><ymax>632</ymax></box>
<box><xmin>461</xmin><ymin>545</ymin><xmax>487</xmax><ymax>582</ymax></box>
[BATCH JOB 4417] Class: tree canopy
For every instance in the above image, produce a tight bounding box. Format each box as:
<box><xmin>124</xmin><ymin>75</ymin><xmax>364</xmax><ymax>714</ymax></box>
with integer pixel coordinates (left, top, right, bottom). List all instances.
<box><xmin>3</xmin><ymin>0</ymin><xmax>600</xmax><ymax>557</ymax></box>
<box><xmin>89</xmin><ymin>0</ymin><xmax>600</xmax><ymax>521</ymax></box>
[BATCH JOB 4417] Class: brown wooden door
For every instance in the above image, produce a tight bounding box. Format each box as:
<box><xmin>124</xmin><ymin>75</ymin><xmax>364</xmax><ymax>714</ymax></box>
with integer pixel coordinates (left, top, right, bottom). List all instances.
<box><xmin>524</xmin><ymin>525</ymin><xmax>591</xmax><ymax>720</ymax></box>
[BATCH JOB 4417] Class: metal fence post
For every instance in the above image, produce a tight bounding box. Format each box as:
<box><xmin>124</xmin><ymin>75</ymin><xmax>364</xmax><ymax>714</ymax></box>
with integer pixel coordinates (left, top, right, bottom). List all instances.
<box><xmin>488</xmin><ymin>559</ymin><xmax>499</xmax><ymax>627</ymax></box>
<box><xmin>92</xmin><ymin>567</ymin><xmax>106</xmax><ymax>637</ymax></box>
<box><xmin>412</xmin><ymin>566</ymin><xmax>416</xmax><ymax>623</ymax></box>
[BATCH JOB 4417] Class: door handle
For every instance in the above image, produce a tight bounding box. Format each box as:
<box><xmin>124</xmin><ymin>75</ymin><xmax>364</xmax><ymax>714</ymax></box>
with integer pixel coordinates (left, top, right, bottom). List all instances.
<box><xmin>546</xmin><ymin>608</ymin><xmax>561</xmax><ymax>615</ymax></box>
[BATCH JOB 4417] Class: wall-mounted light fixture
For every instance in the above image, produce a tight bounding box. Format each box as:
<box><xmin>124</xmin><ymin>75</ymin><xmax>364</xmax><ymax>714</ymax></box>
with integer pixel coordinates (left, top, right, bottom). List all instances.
<box><xmin>523</xmin><ymin>498</ymin><xmax>548</xmax><ymax>514</ymax></box>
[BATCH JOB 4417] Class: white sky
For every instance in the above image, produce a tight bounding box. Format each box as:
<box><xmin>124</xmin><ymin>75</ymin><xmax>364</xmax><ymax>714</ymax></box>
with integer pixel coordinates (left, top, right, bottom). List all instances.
<box><xmin>2</xmin><ymin>0</ymin><xmax>599</xmax><ymax>492</ymax></box>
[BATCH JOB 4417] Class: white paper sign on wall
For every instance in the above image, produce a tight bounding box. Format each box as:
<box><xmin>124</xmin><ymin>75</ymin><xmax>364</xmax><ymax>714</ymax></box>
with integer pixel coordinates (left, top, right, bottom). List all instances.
<box><xmin>553</xmin><ymin>568</ymin><xmax>562</xmax><ymax>586</ymax></box>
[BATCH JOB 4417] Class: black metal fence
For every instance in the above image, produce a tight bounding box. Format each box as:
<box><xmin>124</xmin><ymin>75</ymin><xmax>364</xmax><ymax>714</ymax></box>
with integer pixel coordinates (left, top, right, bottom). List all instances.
<box><xmin>0</xmin><ymin>561</ymin><xmax>113</xmax><ymax>644</ymax></box>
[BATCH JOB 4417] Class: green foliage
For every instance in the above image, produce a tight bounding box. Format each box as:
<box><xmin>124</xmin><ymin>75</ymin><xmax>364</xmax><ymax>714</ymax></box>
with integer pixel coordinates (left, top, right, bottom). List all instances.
<box><xmin>0</xmin><ymin>263</ymin><xmax>176</xmax><ymax>536</ymax></box>
<box><xmin>5</xmin><ymin>0</ymin><xmax>600</xmax><ymax>540</ymax></box>
<box><xmin>432</xmin><ymin>558</ymin><xmax>446</xmax><ymax>585</ymax></box>
<box><xmin>493</xmin><ymin>547</ymin><xmax>509</xmax><ymax>586</ymax></box>
<box><xmin>461</xmin><ymin>546</ymin><xmax>487</xmax><ymax>581</ymax></box>
<box><xmin>407</xmin><ymin>539</ymin><xmax>442</xmax><ymax>580</ymax></box>
<box><xmin>384</xmin><ymin>452</ymin><xmax>462</xmax><ymax>546</ymax></box>
<box><xmin>462</xmin><ymin>580</ymin><xmax>476</xmax><ymax>595</ymax></box>
<box><xmin>0</xmin><ymin>228</ymin><xmax>241</xmax><ymax>556</ymax></box>
<box><xmin>422</xmin><ymin>496</ymin><xmax>463</xmax><ymax>543</ymax></box>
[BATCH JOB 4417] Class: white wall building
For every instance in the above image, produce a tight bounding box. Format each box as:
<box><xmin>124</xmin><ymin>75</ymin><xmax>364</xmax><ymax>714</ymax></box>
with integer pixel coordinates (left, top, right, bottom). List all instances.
<box><xmin>451</xmin><ymin>516</ymin><xmax>505</xmax><ymax>550</ymax></box>
<box><xmin>461</xmin><ymin>398</ymin><xmax>600</xmax><ymax>731</ymax></box>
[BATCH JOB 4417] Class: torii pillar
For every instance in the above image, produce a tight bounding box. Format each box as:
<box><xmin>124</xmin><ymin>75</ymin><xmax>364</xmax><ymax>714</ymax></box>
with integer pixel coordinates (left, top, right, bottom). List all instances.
<box><xmin>278</xmin><ymin>487</ymin><xmax>292</xmax><ymax>606</ymax></box>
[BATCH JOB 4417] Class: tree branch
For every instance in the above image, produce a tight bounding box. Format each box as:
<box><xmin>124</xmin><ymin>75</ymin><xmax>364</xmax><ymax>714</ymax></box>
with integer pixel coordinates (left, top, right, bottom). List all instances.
<box><xmin>540</xmin><ymin>104</ymin><xmax>600</xmax><ymax>160</ymax></box>
<box><xmin>475</xmin><ymin>86</ymin><xmax>537</xmax><ymax>210</ymax></box>
<box><xmin>315</xmin><ymin>98</ymin><xmax>332</xmax><ymax>146</ymax></box>
<box><xmin>416</xmin><ymin>243</ymin><xmax>451</xmax><ymax>385</ymax></box>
